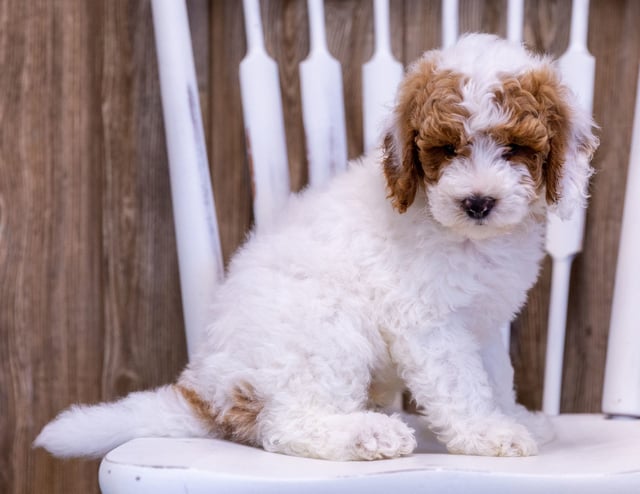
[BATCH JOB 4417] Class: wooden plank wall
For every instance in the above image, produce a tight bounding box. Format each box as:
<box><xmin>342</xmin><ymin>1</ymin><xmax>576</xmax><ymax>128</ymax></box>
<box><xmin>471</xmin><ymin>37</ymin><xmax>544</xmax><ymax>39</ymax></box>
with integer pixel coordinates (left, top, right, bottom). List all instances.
<box><xmin>1</xmin><ymin>1</ymin><xmax>638</xmax><ymax>493</ymax></box>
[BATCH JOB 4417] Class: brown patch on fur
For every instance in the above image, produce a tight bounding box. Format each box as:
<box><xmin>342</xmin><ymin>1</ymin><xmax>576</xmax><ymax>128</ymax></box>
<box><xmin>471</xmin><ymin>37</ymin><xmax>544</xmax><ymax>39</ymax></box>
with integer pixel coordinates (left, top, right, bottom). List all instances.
<box><xmin>382</xmin><ymin>133</ymin><xmax>420</xmax><ymax>213</ymax></box>
<box><xmin>492</xmin><ymin>67</ymin><xmax>571</xmax><ymax>203</ymax></box>
<box><xmin>383</xmin><ymin>57</ymin><xmax>469</xmax><ymax>212</ymax></box>
<box><xmin>220</xmin><ymin>383</ymin><xmax>263</xmax><ymax>445</ymax></box>
<box><xmin>176</xmin><ymin>384</ymin><xmax>217</xmax><ymax>428</ymax></box>
<box><xmin>175</xmin><ymin>382</ymin><xmax>263</xmax><ymax>446</ymax></box>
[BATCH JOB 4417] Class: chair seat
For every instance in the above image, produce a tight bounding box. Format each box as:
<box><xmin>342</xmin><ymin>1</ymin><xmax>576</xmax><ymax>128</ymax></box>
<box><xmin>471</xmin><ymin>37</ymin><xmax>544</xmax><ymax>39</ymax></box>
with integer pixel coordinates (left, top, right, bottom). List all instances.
<box><xmin>99</xmin><ymin>414</ymin><xmax>640</xmax><ymax>494</ymax></box>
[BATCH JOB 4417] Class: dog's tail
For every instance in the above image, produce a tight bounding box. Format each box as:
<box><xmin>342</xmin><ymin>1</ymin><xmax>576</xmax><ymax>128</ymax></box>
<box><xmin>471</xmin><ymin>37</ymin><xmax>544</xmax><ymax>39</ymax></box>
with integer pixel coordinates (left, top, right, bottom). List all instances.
<box><xmin>34</xmin><ymin>385</ymin><xmax>211</xmax><ymax>459</ymax></box>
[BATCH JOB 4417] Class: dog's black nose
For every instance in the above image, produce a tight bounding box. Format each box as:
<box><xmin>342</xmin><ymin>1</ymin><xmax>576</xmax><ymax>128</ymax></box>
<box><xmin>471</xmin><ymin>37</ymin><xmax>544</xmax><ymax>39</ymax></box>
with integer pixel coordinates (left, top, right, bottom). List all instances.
<box><xmin>462</xmin><ymin>195</ymin><xmax>496</xmax><ymax>219</ymax></box>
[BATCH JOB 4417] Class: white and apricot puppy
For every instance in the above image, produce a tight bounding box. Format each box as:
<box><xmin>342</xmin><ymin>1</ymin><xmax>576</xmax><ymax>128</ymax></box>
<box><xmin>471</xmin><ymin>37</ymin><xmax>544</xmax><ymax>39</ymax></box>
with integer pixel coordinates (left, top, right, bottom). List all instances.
<box><xmin>36</xmin><ymin>34</ymin><xmax>597</xmax><ymax>461</ymax></box>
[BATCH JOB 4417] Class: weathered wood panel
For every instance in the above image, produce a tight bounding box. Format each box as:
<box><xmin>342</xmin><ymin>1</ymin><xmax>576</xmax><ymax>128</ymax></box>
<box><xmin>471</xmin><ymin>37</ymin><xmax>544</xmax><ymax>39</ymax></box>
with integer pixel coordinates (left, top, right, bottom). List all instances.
<box><xmin>1</xmin><ymin>1</ymin><xmax>189</xmax><ymax>493</ymax></box>
<box><xmin>1</xmin><ymin>1</ymin><xmax>638</xmax><ymax>493</ymax></box>
<box><xmin>1</xmin><ymin>2</ymin><xmax>106</xmax><ymax>492</ymax></box>
<box><xmin>209</xmin><ymin>0</ymin><xmax>254</xmax><ymax>261</ymax></box>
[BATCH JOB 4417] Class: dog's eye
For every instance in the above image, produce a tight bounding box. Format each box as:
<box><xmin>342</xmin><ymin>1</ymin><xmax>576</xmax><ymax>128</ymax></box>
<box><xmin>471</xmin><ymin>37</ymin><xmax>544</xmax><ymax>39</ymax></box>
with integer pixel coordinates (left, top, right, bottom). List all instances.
<box><xmin>426</xmin><ymin>143</ymin><xmax>458</xmax><ymax>160</ymax></box>
<box><xmin>502</xmin><ymin>144</ymin><xmax>534</xmax><ymax>160</ymax></box>
<box><xmin>441</xmin><ymin>144</ymin><xmax>457</xmax><ymax>158</ymax></box>
<box><xmin>502</xmin><ymin>144</ymin><xmax>518</xmax><ymax>159</ymax></box>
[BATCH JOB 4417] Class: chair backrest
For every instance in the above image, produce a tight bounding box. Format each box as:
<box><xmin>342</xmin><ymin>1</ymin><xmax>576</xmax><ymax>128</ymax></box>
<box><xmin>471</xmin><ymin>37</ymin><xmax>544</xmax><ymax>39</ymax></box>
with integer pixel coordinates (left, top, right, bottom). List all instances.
<box><xmin>151</xmin><ymin>0</ymin><xmax>640</xmax><ymax>420</ymax></box>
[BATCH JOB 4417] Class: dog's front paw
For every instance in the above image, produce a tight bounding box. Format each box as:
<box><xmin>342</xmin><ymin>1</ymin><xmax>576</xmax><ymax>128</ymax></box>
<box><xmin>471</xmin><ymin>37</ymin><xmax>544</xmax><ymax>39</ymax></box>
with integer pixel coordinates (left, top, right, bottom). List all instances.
<box><xmin>513</xmin><ymin>405</ymin><xmax>555</xmax><ymax>445</ymax></box>
<box><xmin>445</xmin><ymin>418</ymin><xmax>538</xmax><ymax>457</ymax></box>
<box><xmin>351</xmin><ymin>413</ymin><xmax>417</xmax><ymax>460</ymax></box>
<box><xmin>511</xmin><ymin>406</ymin><xmax>554</xmax><ymax>446</ymax></box>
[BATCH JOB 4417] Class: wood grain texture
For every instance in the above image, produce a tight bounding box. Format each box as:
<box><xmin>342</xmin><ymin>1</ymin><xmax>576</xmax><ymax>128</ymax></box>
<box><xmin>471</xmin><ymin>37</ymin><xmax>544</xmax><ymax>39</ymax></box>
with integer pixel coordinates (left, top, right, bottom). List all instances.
<box><xmin>210</xmin><ymin>0</ymin><xmax>253</xmax><ymax>263</ymax></box>
<box><xmin>1</xmin><ymin>1</ymin><xmax>639</xmax><ymax>493</ymax></box>
<box><xmin>402</xmin><ymin>0</ymin><xmax>442</xmax><ymax>62</ymax></box>
<box><xmin>460</xmin><ymin>0</ymin><xmax>507</xmax><ymax>37</ymax></box>
<box><xmin>1</xmin><ymin>2</ymin><xmax>105</xmax><ymax>492</ymax></box>
<box><xmin>1</xmin><ymin>1</ymin><xmax>188</xmax><ymax>493</ymax></box>
<box><xmin>99</xmin><ymin>0</ymin><xmax>186</xmax><ymax>396</ymax></box>
<box><xmin>261</xmin><ymin>0</ymin><xmax>309</xmax><ymax>191</ymax></box>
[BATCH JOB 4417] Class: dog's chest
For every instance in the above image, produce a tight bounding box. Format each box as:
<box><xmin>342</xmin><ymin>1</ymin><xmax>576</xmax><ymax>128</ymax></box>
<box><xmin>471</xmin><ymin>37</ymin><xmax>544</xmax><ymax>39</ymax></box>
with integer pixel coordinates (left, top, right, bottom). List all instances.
<box><xmin>383</xmin><ymin>226</ymin><xmax>545</xmax><ymax>323</ymax></box>
<box><xmin>458</xmin><ymin>239</ymin><xmax>541</xmax><ymax>306</ymax></box>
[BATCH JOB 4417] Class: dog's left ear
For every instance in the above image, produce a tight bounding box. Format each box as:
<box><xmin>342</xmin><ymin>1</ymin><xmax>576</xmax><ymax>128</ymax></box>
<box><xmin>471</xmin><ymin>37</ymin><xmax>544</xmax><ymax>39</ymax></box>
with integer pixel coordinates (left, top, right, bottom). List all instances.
<box><xmin>520</xmin><ymin>66</ymin><xmax>599</xmax><ymax>219</ymax></box>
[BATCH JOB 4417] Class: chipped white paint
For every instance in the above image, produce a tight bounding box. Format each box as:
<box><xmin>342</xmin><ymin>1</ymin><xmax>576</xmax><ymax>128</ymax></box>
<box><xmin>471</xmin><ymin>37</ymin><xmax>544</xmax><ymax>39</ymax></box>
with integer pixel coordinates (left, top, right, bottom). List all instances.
<box><xmin>506</xmin><ymin>0</ymin><xmax>524</xmax><ymax>44</ymax></box>
<box><xmin>362</xmin><ymin>0</ymin><xmax>403</xmax><ymax>153</ymax></box>
<box><xmin>151</xmin><ymin>0</ymin><xmax>224</xmax><ymax>357</ymax></box>
<box><xmin>300</xmin><ymin>0</ymin><xmax>348</xmax><ymax>187</ymax></box>
<box><xmin>441</xmin><ymin>0</ymin><xmax>459</xmax><ymax>48</ymax></box>
<box><xmin>240</xmin><ymin>0</ymin><xmax>291</xmax><ymax>229</ymax></box>
<box><xmin>100</xmin><ymin>414</ymin><xmax>640</xmax><ymax>493</ymax></box>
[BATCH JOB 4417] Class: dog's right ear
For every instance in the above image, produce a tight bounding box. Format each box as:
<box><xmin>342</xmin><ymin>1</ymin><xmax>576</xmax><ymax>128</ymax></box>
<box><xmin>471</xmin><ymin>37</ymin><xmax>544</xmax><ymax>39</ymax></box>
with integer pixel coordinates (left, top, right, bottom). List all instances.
<box><xmin>382</xmin><ymin>121</ymin><xmax>422</xmax><ymax>214</ymax></box>
<box><xmin>382</xmin><ymin>58</ymin><xmax>437</xmax><ymax>214</ymax></box>
<box><xmin>381</xmin><ymin>53</ymin><xmax>447</xmax><ymax>213</ymax></box>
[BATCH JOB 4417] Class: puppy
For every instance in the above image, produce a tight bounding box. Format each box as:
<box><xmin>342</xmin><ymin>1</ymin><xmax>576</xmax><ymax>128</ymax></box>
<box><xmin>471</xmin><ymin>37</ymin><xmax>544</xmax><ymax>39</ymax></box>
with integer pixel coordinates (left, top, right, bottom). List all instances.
<box><xmin>36</xmin><ymin>34</ymin><xmax>598</xmax><ymax>461</ymax></box>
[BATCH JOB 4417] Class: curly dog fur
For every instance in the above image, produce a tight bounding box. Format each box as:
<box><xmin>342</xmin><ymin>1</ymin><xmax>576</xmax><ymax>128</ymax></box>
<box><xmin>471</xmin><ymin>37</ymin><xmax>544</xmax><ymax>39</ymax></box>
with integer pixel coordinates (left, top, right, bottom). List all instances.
<box><xmin>36</xmin><ymin>34</ymin><xmax>598</xmax><ymax>461</ymax></box>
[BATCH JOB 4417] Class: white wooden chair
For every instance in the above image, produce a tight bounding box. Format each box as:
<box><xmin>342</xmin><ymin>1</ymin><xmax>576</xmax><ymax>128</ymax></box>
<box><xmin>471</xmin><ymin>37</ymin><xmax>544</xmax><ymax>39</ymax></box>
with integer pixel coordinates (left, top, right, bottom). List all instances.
<box><xmin>98</xmin><ymin>0</ymin><xmax>640</xmax><ymax>492</ymax></box>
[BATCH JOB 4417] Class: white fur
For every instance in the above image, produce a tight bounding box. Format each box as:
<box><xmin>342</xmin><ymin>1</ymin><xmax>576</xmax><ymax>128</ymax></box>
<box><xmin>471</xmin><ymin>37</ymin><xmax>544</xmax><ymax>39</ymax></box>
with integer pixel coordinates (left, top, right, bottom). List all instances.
<box><xmin>34</xmin><ymin>386</ymin><xmax>209</xmax><ymax>458</ymax></box>
<box><xmin>36</xmin><ymin>34</ymin><xmax>594</xmax><ymax>461</ymax></box>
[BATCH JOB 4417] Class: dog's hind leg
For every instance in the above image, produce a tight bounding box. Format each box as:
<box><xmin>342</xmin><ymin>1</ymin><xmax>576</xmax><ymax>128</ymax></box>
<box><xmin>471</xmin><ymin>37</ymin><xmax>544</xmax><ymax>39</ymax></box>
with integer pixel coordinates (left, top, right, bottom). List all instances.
<box><xmin>257</xmin><ymin>404</ymin><xmax>416</xmax><ymax>460</ymax></box>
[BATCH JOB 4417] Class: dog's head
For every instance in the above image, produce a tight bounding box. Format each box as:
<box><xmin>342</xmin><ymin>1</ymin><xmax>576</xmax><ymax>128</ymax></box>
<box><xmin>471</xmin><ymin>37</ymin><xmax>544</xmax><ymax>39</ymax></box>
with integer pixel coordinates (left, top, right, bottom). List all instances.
<box><xmin>383</xmin><ymin>34</ymin><xmax>598</xmax><ymax>239</ymax></box>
